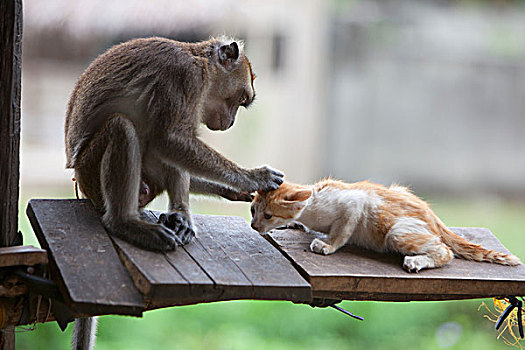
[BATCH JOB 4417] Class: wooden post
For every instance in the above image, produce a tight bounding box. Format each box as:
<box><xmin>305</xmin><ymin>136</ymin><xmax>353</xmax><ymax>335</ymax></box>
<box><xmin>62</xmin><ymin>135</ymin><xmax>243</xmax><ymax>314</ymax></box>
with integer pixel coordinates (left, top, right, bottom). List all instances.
<box><xmin>0</xmin><ymin>0</ymin><xmax>22</xmax><ymax>248</ymax></box>
<box><xmin>1</xmin><ymin>1</ymin><xmax>23</xmax><ymax>348</ymax></box>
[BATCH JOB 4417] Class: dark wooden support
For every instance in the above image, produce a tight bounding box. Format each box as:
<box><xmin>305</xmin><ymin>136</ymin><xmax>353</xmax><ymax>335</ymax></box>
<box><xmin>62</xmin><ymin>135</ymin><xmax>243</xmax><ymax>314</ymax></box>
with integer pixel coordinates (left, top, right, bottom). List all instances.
<box><xmin>1</xmin><ymin>1</ymin><xmax>23</xmax><ymax>348</ymax></box>
<box><xmin>265</xmin><ymin>227</ymin><xmax>525</xmax><ymax>301</ymax></box>
<box><xmin>0</xmin><ymin>0</ymin><xmax>23</xmax><ymax>248</ymax></box>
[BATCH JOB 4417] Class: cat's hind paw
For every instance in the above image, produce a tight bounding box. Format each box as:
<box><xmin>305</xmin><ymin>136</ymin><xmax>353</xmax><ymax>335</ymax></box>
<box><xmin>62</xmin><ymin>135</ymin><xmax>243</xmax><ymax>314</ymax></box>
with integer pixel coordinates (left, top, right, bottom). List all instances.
<box><xmin>310</xmin><ymin>238</ymin><xmax>335</xmax><ymax>255</ymax></box>
<box><xmin>403</xmin><ymin>255</ymin><xmax>435</xmax><ymax>273</ymax></box>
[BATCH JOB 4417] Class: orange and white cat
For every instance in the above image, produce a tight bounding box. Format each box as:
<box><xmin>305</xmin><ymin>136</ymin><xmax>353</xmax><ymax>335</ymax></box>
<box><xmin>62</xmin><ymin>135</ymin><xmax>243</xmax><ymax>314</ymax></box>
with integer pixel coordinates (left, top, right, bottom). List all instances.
<box><xmin>250</xmin><ymin>179</ymin><xmax>521</xmax><ymax>272</ymax></box>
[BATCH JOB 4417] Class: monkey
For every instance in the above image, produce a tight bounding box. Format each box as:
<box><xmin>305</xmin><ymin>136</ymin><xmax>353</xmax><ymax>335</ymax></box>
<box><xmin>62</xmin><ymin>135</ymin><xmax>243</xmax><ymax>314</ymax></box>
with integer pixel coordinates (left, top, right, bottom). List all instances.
<box><xmin>65</xmin><ymin>36</ymin><xmax>284</xmax><ymax>252</ymax></box>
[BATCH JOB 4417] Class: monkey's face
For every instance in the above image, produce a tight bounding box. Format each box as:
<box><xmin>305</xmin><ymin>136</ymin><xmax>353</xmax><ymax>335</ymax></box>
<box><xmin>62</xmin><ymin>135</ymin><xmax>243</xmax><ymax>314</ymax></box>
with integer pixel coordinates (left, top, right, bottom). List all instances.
<box><xmin>203</xmin><ymin>42</ymin><xmax>256</xmax><ymax>131</ymax></box>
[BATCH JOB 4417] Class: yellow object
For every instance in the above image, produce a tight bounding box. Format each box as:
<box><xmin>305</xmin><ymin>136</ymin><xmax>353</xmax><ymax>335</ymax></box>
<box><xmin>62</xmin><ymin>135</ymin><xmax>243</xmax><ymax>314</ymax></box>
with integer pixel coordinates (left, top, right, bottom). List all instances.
<box><xmin>479</xmin><ymin>298</ymin><xmax>525</xmax><ymax>348</ymax></box>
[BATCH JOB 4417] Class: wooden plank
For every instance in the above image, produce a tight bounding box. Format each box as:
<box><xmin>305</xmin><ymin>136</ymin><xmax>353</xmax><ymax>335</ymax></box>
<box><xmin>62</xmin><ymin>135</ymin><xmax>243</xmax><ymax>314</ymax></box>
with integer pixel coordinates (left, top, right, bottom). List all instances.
<box><xmin>26</xmin><ymin>200</ymin><xmax>311</xmax><ymax>310</ymax></box>
<box><xmin>0</xmin><ymin>0</ymin><xmax>22</xmax><ymax>247</ymax></box>
<box><xmin>0</xmin><ymin>245</ymin><xmax>48</xmax><ymax>267</ymax></box>
<box><xmin>266</xmin><ymin>227</ymin><xmax>525</xmax><ymax>301</ymax></box>
<box><xmin>111</xmin><ymin>211</ymin><xmax>216</xmax><ymax>308</ymax></box>
<box><xmin>114</xmin><ymin>211</ymin><xmax>311</xmax><ymax>307</ymax></box>
<box><xmin>191</xmin><ymin>215</ymin><xmax>311</xmax><ymax>303</ymax></box>
<box><xmin>26</xmin><ymin>199</ymin><xmax>144</xmax><ymax>316</ymax></box>
<box><xmin>182</xmin><ymin>225</ymin><xmax>254</xmax><ymax>302</ymax></box>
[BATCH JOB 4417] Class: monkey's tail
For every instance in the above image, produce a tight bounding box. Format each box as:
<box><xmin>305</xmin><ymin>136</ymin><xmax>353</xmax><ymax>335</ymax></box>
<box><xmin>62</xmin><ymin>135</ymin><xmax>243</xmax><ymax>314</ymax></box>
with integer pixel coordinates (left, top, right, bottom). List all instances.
<box><xmin>435</xmin><ymin>219</ymin><xmax>521</xmax><ymax>266</ymax></box>
<box><xmin>72</xmin><ymin>317</ymin><xmax>98</xmax><ymax>350</ymax></box>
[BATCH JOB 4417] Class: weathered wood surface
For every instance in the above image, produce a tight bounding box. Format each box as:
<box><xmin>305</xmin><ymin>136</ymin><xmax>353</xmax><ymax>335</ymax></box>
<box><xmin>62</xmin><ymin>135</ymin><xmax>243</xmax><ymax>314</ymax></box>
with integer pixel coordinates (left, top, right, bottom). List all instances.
<box><xmin>266</xmin><ymin>227</ymin><xmax>525</xmax><ymax>301</ymax></box>
<box><xmin>114</xmin><ymin>211</ymin><xmax>312</xmax><ymax>308</ymax></box>
<box><xmin>0</xmin><ymin>0</ymin><xmax>22</xmax><ymax>247</ymax></box>
<box><xmin>27</xmin><ymin>199</ymin><xmax>144</xmax><ymax>316</ymax></box>
<box><xmin>0</xmin><ymin>246</ymin><xmax>48</xmax><ymax>268</ymax></box>
<box><xmin>27</xmin><ymin>199</ymin><xmax>312</xmax><ymax>313</ymax></box>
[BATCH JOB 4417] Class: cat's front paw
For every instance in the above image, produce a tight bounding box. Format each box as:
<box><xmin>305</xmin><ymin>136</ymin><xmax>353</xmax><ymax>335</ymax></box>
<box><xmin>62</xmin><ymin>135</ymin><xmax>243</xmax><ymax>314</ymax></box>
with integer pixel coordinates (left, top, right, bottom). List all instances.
<box><xmin>277</xmin><ymin>222</ymin><xmax>308</xmax><ymax>232</ymax></box>
<box><xmin>310</xmin><ymin>238</ymin><xmax>335</xmax><ymax>255</ymax></box>
<box><xmin>286</xmin><ymin>221</ymin><xmax>308</xmax><ymax>232</ymax></box>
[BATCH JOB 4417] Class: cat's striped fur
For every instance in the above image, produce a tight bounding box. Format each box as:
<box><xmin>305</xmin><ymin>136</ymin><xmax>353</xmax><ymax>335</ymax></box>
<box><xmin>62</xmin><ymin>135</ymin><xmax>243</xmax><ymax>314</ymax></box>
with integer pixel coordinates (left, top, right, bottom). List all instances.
<box><xmin>251</xmin><ymin>179</ymin><xmax>521</xmax><ymax>272</ymax></box>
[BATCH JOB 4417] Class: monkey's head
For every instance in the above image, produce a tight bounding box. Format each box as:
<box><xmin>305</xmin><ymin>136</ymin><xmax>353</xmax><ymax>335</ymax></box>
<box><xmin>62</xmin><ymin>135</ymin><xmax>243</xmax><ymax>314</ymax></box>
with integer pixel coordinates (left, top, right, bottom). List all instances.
<box><xmin>203</xmin><ymin>40</ymin><xmax>256</xmax><ymax>131</ymax></box>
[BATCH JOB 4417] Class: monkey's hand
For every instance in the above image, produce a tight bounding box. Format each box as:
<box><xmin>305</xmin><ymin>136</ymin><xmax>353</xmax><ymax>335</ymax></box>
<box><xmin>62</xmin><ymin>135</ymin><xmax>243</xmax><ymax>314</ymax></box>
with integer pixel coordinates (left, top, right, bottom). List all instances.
<box><xmin>244</xmin><ymin>166</ymin><xmax>284</xmax><ymax>192</ymax></box>
<box><xmin>158</xmin><ymin>212</ymin><xmax>195</xmax><ymax>245</ymax></box>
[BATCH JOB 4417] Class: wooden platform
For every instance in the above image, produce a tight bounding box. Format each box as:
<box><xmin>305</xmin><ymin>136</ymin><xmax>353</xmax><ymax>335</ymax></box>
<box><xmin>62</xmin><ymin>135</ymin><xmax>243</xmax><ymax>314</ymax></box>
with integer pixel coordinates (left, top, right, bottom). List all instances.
<box><xmin>26</xmin><ymin>199</ymin><xmax>525</xmax><ymax>318</ymax></box>
<box><xmin>265</xmin><ymin>227</ymin><xmax>525</xmax><ymax>302</ymax></box>
<box><xmin>27</xmin><ymin>199</ymin><xmax>311</xmax><ymax>316</ymax></box>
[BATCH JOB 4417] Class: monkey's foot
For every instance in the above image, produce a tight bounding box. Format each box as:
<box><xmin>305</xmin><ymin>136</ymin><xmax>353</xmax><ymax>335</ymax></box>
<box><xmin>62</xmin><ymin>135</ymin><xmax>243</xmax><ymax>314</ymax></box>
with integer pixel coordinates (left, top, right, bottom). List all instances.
<box><xmin>106</xmin><ymin>219</ymin><xmax>180</xmax><ymax>251</ymax></box>
<box><xmin>158</xmin><ymin>212</ymin><xmax>195</xmax><ymax>245</ymax></box>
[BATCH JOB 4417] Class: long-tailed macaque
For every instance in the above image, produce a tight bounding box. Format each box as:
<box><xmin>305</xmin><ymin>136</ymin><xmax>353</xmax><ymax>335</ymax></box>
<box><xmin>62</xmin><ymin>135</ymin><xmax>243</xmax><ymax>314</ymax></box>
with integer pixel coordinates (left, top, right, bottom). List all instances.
<box><xmin>65</xmin><ymin>37</ymin><xmax>283</xmax><ymax>251</ymax></box>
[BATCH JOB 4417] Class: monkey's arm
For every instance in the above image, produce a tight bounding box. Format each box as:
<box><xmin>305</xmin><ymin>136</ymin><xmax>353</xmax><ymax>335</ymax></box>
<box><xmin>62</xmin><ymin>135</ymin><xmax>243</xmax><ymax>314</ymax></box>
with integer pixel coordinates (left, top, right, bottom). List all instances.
<box><xmin>157</xmin><ymin>135</ymin><xmax>283</xmax><ymax>193</ymax></box>
<box><xmin>190</xmin><ymin>177</ymin><xmax>253</xmax><ymax>202</ymax></box>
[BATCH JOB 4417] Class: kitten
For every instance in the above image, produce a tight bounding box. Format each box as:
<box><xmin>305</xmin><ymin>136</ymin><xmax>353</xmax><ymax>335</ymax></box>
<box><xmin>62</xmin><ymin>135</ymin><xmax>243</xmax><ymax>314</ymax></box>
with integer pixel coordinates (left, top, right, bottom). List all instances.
<box><xmin>250</xmin><ymin>179</ymin><xmax>521</xmax><ymax>272</ymax></box>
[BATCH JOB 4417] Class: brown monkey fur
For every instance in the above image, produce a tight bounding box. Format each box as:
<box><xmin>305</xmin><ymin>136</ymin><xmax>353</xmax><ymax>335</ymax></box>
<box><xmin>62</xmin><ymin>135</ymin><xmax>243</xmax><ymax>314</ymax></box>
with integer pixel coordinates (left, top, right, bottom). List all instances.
<box><xmin>65</xmin><ymin>37</ymin><xmax>283</xmax><ymax>251</ymax></box>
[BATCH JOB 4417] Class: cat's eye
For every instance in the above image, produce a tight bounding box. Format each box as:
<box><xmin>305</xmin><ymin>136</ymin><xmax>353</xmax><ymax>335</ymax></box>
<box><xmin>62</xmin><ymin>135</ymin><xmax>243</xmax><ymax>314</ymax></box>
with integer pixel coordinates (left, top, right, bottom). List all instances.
<box><xmin>264</xmin><ymin>213</ymin><xmax>272</xmax><ymax>220</ymax></box>
<box><xmin>250</xmin><ymin>206</ymin><xmax>255</xmax><ymax>215</ymax></box>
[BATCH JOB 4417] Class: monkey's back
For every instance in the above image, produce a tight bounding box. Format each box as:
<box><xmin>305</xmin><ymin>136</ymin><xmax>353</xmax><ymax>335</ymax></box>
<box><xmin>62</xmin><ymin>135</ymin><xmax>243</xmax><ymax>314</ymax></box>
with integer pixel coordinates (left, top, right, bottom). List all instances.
<box><xmin>65</xmin><ymin>37</ymin><xmax>210</xmax><ymax>169</ymax></box>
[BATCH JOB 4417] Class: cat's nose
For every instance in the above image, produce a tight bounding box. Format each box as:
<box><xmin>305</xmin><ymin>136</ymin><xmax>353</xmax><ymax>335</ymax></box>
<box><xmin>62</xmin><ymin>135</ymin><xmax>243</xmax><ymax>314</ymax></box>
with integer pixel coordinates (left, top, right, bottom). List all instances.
<box><xmin>251</xmin><ymin>223</ymin><xmax>260</xmax><ymax>231</ymax></box>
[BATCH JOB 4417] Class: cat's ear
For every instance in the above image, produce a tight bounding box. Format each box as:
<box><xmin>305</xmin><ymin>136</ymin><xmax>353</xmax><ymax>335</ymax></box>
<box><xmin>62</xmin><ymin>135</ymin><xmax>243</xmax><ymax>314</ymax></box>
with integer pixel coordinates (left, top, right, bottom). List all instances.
<box><xmin>282</xmin><ymin>189</ymin><xmax>312</xmax><ymax>203</ymax></box>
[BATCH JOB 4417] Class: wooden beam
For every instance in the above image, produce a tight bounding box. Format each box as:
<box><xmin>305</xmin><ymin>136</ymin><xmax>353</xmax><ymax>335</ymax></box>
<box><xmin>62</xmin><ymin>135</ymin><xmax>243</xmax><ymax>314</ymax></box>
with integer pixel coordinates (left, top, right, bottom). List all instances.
<box><xmin>0</xmin><ymin>0</ymin><xmax>22</xmax><ymax>247</ymax></box>
<box><xmin>0</xmin><ymin>246</ymin><xmax>48</xmax><ymax>268</ymax></box>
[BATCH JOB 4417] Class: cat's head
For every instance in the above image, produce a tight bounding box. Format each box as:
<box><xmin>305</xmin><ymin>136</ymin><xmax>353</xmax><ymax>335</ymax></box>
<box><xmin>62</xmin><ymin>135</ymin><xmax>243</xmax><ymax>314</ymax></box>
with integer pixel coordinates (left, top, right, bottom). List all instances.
<box><xmin>250</xmin><ymin>181</ymin><xmax>313</xmax><ymax>233</ymax></box>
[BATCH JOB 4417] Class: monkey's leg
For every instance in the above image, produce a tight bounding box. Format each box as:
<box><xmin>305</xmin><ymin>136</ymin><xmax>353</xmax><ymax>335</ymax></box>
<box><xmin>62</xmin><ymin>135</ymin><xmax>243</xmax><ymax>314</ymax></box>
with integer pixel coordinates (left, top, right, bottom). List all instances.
<box><xmin>157</xmin><ymin>166</ymin><xmax>195</xmax><ymax>245</ymax></box>
<box><xmin>76</xmin><ymin>115</ymin><xmax>180</xmax><ymax>251</ymax></box>
<box><xmin>72</xmin><ymin>317</ymin><xmax>98</xmax><ymax>350</ymax></box>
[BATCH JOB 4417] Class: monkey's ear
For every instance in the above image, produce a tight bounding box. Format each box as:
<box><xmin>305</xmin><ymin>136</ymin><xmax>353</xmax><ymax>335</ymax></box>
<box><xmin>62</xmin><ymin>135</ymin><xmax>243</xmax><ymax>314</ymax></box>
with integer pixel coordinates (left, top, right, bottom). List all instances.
<box><xmin>218</xmin><ymin>42</ymin><xmax>240</xmax><ymax>68</ymax></box>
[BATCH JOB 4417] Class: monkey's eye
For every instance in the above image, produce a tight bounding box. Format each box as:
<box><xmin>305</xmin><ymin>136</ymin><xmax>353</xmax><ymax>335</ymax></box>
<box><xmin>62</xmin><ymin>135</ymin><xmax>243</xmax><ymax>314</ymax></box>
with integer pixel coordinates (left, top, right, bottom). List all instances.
<box><xmin>264</xmin><ymin>213</ymin><xmax>272</xmax><ymax>220</ymax></box>
<box><xmin>239</xmin><ymin>95</ymin><xmax>248</xmax><ymax>106</ymax></box>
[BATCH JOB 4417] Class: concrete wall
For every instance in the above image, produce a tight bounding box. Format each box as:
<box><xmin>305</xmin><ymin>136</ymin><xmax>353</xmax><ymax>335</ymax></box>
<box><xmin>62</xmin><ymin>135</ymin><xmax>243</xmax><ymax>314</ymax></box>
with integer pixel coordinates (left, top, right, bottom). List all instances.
<box><xmin>325</xmin><ymin>1</ymin><xmax>525</xmax><ymax>196</ymax></box>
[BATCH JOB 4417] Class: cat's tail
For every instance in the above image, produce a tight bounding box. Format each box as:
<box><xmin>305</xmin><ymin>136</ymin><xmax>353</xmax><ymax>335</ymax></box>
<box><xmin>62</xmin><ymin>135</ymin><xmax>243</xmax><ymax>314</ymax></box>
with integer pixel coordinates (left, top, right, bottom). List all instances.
<box><xmin>435</xmin><ymin>219</ymin><xmax>521</xmax><ymax>266</ymax></box>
